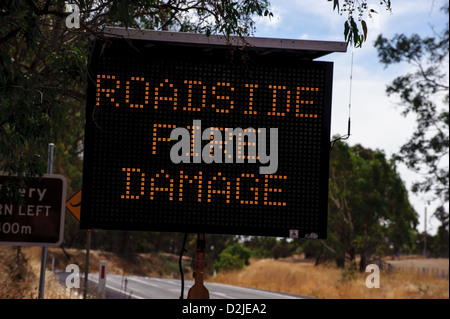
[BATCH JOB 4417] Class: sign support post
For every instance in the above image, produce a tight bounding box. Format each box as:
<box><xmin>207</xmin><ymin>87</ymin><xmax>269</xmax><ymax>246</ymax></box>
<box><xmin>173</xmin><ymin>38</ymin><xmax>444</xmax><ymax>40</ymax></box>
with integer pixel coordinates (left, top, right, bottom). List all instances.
<box><xmin>65</xmin><ymin>189</ymin><xmax>91</xmax><ymax>298</ymax></box>
<box><xmin>38</xmin><ymin>143</ymin><xmax>54</xmax><ymax>299</ymax></box>
<box><xmin>83</xmin><ymin>230</ymin><xmax>91</xmax><ymax>299</ymax></box>
<box><xmin>188</xmin><ymin>233</ymin><xmax>209</xmax><ymax>299</ymax></box>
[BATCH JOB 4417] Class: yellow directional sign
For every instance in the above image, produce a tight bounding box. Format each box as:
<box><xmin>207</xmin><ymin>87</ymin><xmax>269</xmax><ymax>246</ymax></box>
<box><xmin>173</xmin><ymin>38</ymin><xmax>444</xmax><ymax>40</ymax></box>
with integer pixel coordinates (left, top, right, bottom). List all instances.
<box><xmin>66</xmin><ymin>189</ymin><xmax>82</xmax><ymax>222</ymax></box>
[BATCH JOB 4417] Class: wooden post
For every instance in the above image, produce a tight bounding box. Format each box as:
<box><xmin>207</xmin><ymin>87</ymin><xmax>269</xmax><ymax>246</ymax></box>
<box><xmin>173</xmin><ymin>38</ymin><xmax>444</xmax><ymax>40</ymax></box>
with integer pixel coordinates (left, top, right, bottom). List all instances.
<box><xmin>187</xmin><ymin>233</ymin><xmax>209</xmax><ymax>299</ymax></box>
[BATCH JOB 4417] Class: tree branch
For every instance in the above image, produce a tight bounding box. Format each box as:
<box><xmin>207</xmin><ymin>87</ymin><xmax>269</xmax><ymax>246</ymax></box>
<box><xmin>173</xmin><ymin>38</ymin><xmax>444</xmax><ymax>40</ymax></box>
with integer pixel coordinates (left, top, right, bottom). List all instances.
<box><xmin>0</xmin><ymin>27</ymin><xmax>21</xmax><ymax>46</ymax></box>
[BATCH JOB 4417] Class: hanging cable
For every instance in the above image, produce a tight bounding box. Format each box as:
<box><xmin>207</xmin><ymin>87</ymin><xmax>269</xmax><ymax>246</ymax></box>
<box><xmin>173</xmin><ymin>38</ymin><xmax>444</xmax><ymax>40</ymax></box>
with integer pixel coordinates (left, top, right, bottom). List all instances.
<box><xmin>179</xmin><ymin>232</ymin><xmax>188</xmax><ymax>299</ymax></box>
<box><xmin>330</xmin><ymin>51</ymin><xmax>353</xmax><ymax>150</ymax></box>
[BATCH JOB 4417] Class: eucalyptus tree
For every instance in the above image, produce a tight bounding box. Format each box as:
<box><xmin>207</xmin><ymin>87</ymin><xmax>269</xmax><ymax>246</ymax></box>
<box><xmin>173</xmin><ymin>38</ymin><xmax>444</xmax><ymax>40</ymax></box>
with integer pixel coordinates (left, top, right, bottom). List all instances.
<box><xmin>375</xmin><ymin>3</ymin><xmax>449</xmax><ymax>246</ymax></box>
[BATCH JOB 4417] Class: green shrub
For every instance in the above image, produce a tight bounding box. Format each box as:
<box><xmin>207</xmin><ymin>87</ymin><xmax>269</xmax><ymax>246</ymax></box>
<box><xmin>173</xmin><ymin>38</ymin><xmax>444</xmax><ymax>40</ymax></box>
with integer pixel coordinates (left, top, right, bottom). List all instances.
<box><xmin>214</xmin><ymin>243</ymin><xmax>251</xmax><ymax>272</ymax></box>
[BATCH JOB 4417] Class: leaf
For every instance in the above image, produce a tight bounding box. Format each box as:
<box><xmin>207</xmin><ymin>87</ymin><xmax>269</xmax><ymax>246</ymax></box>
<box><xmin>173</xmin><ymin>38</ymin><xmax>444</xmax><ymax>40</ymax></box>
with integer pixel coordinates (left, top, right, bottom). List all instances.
<box><xmin>350</xmin><ymin>17</ymin><xmax>361</xmax><ymax>47</ymax></box>
<box><xmin>334</xmin><ymin>0</ymin><xmax>339</xmax><ymax>11</ymax></box>
<box><xmin>344</xmin><ymin>20</ymin><xmax>350</xmax><ymax>42</ymax></box>
<box><xmin>361</xmin><ymin>20</ymin><xmax>368</xmax><ymax>42</ymax></box>
<box><xmin>328</xmin><ymin>0</ymin><xmax>339</xmax><ymax>11</ymax></box>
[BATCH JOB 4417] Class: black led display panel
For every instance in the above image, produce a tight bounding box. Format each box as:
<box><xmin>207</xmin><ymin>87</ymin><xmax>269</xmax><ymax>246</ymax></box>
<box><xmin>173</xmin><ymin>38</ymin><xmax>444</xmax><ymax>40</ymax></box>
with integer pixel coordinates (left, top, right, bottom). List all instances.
<box><xmin>81</xmin><ymin>35</ymin><xmax>333</xmax><ymax>238</ymax></box>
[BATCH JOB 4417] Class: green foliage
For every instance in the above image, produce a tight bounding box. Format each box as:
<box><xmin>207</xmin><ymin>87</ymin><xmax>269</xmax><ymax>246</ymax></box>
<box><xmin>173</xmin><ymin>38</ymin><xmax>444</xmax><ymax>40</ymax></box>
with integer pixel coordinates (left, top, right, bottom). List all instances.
<box><xmin>329</xmin><ymin>0</ymin><xmax>392</xmax><ymax>47</ymax></box>
<box><xmin>157</xmin><ymin>251</ymin><xmax>182</xmax><ymax>274</ymax></box>
<box><xmin>322</xmin><ymin>140</ymin><xmax>418</xmax><ymax>270</ymax></box>
<box><xmin>412</xmin><ymin>217</ymin><xmax>449</xmax><ymax>258</ymax></box>
<box><xmin>214</xmin><ymin>243</ymin><xmax>251</xmax><ymax>272</ymax></box>
<box><xmin>432</xmin><ymin>206</ymin><xmax>449</xmax><ymax>257</ymax></box>
<box><xmin>271</xmin><ymin>238</ymin><xmax>292</xmax><ymax>259</ymax></box>
<box><xmin>241</xmin><ymin>236</ymin><xmax>298</xmax><ymax>259</ymax></box>
<box><xmin>1</xmin><ymin>1</ymin><xmax>86</xmax><ymax>195</ymax></box>
<box><xmin>337</xmin><ymin>261</ymin><xmax>357</xmax><ymax>284</ymax></box>
<box><xmin>242</xmin><ymin>236</ymin><xmax>277</xmax><ymax>258</ymax></box>
<box><xmin>0</xmin><ymin>0</ymin><xmax>273</xmax><ymax>184</ymax></box>
<box><xmin>374</xmin><ymin>3</ymin><xmax>449</xmax><ymax>245</ymax></box>
<box><xmin>0</xmin><ymin>0</ymin><xmax>273</xmax><ymax>252</ymax></box>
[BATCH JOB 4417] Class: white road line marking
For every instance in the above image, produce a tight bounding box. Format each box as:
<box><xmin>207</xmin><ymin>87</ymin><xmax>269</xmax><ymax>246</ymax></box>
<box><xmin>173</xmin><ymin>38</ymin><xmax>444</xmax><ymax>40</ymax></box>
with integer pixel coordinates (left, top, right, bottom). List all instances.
<box><xmin>88</xmin><ymin>276</ymin><xmax>146</xmax><ymax>299</ymax></box>
<box><xmin>127</xmin><ymin>276</ymin><xmax>161</xmax><ymax>288</ymax></box>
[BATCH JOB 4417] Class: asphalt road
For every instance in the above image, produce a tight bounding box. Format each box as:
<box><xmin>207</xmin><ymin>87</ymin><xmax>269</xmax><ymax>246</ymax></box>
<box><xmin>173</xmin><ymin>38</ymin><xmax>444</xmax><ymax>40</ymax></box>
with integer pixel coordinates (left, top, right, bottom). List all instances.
<box><xmin>56</xmin><ymin>271</ymin><xmax>307</xmax><ymax>299</ymax></box>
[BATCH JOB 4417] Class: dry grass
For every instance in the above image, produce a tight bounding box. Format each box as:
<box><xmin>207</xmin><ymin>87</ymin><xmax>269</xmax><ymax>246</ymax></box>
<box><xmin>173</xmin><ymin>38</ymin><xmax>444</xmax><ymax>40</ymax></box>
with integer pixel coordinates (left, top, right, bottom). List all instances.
<box><xmin>209</xmin><ymin>256</ymin><xmax>449</xmax><ymax>299</ymax></box>
<box><xmin>1</xmin><ymin>246</ymin><xmax>190</xmax><ymax>299</ymax></box>
<box><xmin>0</xmin><ymin>246</ymin><xmax>81</xmax><ymax>299</ymax></box>
<box><xmin>42</xmin><ymin>247</ymin><xmax>190</xmax><ymax>278</ymax></box>
<box><xmin>2</xmin><ymin>245</ymin><xmax>447</xmax><ymax>299</ymax></box>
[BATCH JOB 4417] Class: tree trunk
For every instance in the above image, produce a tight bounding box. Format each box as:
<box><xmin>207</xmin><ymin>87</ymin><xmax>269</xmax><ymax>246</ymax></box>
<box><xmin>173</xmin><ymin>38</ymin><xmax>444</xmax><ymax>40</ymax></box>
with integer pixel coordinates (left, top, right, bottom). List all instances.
<box><xmin>359</xmin><ymin>252</ymin><xmax>367</xmax><ymax>272</ymax></box>
<box><xmin>335</xmin><ymin>254</ymin><xmax>345</xmax><ymax>268</ymax></box>
<box><xmin>349</xmin><ymin>246</ymin><xmax>356</xmax><ymax>263</ymax></box>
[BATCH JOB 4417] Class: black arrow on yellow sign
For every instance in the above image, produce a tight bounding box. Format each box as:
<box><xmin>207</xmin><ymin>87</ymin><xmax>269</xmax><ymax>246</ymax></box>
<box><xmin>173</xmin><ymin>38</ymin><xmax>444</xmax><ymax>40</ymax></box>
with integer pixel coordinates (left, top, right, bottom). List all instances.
<box><xmin>65</xmin><ymin>189</ymin><xmax>82</xmax><ymax>222</ymax></box>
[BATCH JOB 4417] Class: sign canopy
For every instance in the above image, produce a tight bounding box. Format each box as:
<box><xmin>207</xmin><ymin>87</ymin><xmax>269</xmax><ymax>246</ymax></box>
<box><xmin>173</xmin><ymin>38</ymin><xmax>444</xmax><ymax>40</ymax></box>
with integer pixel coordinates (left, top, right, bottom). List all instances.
<box><xmin>0</xmin><ymin>174</ymin><xmax>66</xmax><ymax>246</ymax></box>
<box><xmin>80</xmin><ymin>28</ymin><xmax>346</xmax><ymax>238</ymax></box>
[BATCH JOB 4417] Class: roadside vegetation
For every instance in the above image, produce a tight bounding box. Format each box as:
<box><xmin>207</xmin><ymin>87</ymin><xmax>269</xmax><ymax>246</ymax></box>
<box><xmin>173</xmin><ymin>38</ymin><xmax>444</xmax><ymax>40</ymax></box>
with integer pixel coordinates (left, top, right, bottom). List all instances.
<box><xmin>0</xmin><ymin>246</ymin><xmax>79</xmax><ymax>299</ymax></box>
<box><xmin>211</xmin><ymin>255</ymin><xmax>449</xmax><ymax>299</ymax></box>
<box><xmin>1</xmin><ymin>245</ymin><xmax>447</xmax><ymax>299</ymax></box>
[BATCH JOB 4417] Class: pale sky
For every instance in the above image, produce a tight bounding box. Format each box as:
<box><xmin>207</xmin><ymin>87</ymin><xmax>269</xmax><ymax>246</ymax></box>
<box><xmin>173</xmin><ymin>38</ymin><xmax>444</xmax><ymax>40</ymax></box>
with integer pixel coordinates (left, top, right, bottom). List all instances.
<box><xmin>253</xmin><ymin>0</ymin><xmax>449</xmax><ymax>235</ymax></box>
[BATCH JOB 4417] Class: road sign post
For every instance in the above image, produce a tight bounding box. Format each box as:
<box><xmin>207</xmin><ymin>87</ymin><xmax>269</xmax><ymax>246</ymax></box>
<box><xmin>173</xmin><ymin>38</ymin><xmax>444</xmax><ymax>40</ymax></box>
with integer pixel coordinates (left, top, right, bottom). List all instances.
<box><xmin>98</xmin><ymin>260</ymin><xmax>107</xmax><ymax>299</ymax></box>
<box><xmin>65</xmin><ymin>189</ymin><xmax>92</xmax><ymax>299</ymax></box>
<box><xmin>188</xmin><ymin>233</ymin><xmax>209</xmax><ymax>299</ymax></box>
<box><xmin>83</xmin><ymin>230</ymin><xmax>91</xmax><ymax>299</ymax></box>
<box><xmin>39</xmin><ymin>143</ymin><xmax>53</xmax><ymax>299</ymax></box>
